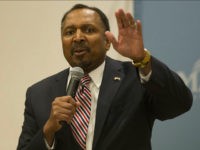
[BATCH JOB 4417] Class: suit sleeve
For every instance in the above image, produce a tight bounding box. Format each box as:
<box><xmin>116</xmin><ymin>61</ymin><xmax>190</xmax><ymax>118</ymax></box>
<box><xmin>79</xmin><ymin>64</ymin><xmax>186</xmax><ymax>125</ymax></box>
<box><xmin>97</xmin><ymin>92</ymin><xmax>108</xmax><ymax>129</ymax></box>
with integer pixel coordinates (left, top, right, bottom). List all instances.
<box><xmin>144</xmin><ymin>57</ymin><xmax>193</xmax><ymax>121</ymax></box>
<box><xmin>17</xmin><ymin>87</ymin><xmax>47</xmax><ymax>150</ymax></box>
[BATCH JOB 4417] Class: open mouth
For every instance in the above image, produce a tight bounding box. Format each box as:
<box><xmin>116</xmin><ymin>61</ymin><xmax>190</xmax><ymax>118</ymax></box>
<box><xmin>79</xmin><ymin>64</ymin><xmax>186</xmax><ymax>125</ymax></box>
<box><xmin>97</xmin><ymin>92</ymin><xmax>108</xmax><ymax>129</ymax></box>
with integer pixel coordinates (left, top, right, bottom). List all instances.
<box><xmin>73</xmin><ymin>49</ymin><xmax>88</xmax><ymax>56</ymax></box>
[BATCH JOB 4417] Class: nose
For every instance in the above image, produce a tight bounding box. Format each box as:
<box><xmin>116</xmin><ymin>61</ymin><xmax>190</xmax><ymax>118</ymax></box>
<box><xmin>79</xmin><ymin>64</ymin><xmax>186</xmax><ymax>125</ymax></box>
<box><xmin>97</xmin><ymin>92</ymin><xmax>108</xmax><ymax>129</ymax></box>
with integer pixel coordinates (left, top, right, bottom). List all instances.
<box><xmin>73</xmin><ymin>29</ymin><xmax>85</xmax><ymax>43</ymax></box>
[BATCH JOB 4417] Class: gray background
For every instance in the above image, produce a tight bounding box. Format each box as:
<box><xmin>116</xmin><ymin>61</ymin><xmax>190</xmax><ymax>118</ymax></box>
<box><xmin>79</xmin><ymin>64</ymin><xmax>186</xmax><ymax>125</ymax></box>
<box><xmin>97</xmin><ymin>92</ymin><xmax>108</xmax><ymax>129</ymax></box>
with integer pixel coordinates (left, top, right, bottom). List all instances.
<box><xmin>135</xmin><ymin>1</ymin><xmax>200</xmax><ymax>150</ymax></box>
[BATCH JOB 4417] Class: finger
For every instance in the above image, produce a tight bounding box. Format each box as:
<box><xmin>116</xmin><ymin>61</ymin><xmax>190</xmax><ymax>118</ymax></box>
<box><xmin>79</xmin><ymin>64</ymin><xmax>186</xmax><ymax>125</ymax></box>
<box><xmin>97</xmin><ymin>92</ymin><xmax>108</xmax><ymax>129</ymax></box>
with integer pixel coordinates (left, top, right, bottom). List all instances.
<box><xmin>66</xmin><ymin>96</ymin><xmax>77</xmax><ymax>106</ymax></box>
<box><xmin>54</xmin><ymin>96</ymin><xmax>71</xmax><ymax>103</ymax></box>
<box><xmin>53</xmin><ymin>105</ymin><xmax>74</xmax><ymax>115</ymax></box>
<box><xmin>115</xmin><ymin>9</ymin><xmax>129</xmax><ymax>28</ymax></box>
<box><xmin>52</xmin><ymin>106</ymin><xmax>76</xmax><ymax>124</ymax></box>
<box><xmin>105</xmin><ymin>31</ymin><xmax>118</xmax><ymax>50</ymax></box>
<box><xmin>58</xmin><ymin>106</ymin><xmax>80</xmax><ymax>124</ymax></box>
<box><xmin>60</xmin><ymin>96</ymin><xmax>76</xmax><ymax>104</ymax></box>
<box><xmin>57</xmin><ymin>113</ymin><xmax>72</xmax><ymax>123</ymax></box>
<box><xmin>136</xmin><ymin>20</ymin><xmax>143</xmax><ymax>35</ymax></box>
<box><xmin>75</xmin><ymin>101</ymin><xmax>81</xmax><ymax>108</ymax></box>
<box><xmin>115</xmin><ymin>10</ymin><xmax>123</xmax><ymax>29</ymax></box>
<box><xmin>52</xmin><ymin>99</ymin><xmax>76</xmax><ymax>114</ymax></box>
<box><xmin>59</xmin><ymin>101</ymin><xmax>81</xmax><ymax>124</ymax></box>
<box><xmin>126</xmin><ymin>12</ymin><xmax>136</xmax><ymax>28</ymax></box>
<box><xmin>54</xmin><ymin>96</ymin><xmax>77</xmax><ymax>108</ymax></box>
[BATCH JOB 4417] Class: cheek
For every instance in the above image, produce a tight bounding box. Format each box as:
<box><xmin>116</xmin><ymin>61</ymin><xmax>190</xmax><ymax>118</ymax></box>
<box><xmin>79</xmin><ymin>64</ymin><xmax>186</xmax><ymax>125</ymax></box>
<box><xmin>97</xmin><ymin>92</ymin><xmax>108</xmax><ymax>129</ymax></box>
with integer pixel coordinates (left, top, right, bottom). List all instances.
<box><xmin>91</xmin><ymin>36</ymin><xmax>106</xmax><ymax>48</ymax></box>
<box><xmin>62</xmin><ymin>39</ymin><xmax>71</xmax><ymax>55</ymax></box>
<box><xmin>63</xmin><ymin>49</ymin><xmax>70</xmax><ymax>59</ymax></box>
<box><xmin>91</xmin><ymin>40</ymin><xmax>107</xmax><ymax>55</ymax></box>
<box><xmin>62</xmin><ymin>39</ymin><xmax>71</xmax><ymax>49</ymax></box>
<box><xmin>62</xmin><ymin>46</ymin><xmax>72</xmax><ymax>64</ymax></box>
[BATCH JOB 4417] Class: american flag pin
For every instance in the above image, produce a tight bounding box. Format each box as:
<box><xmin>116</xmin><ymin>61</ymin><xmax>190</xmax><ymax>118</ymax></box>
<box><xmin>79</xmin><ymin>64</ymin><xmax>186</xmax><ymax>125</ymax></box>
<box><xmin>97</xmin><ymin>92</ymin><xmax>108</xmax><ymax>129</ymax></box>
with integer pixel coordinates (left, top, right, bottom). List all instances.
<box><xmin>114</xmin><ymin>76</ymin><xmax>121</xmax><ymax>81</ymax></box>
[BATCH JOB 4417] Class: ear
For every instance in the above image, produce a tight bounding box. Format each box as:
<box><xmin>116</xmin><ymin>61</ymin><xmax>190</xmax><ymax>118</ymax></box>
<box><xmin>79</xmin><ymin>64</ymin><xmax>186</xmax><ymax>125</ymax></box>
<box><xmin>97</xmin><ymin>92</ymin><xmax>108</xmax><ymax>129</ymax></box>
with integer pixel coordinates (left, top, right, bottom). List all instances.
<box><xmin>104</xmin><ymin>36</ymin><xmax>111</xmax><ymax>51</ymax></box>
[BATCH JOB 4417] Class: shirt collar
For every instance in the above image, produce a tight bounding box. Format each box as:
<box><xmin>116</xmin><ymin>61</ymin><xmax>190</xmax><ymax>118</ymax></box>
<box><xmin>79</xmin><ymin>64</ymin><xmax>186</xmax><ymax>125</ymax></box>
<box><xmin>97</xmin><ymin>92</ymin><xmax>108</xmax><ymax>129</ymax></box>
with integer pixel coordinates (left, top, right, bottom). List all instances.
<box><xmin>69</xmin><ymin>61</ymin><xmax>105</xmax><ymax>88</ymax></box>
<box><xmin>88</xmin><ymin>61</ymin><xmax>105</xmax><ymax>88</ymax></box>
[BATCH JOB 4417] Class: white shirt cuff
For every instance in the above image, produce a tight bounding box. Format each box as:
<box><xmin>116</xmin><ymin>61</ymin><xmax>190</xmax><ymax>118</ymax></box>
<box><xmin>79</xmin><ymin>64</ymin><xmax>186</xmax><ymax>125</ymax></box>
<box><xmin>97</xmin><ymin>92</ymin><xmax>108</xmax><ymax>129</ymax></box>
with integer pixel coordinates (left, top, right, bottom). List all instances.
<box><xmin>44</xmin><ymin>138</ymin><xmax>55</xmax><ymax>150</ymax></box>
<box><xmin>139</xmin><ymin>69</ymin><xmax>152</xmax><ymax>83</ymax></box>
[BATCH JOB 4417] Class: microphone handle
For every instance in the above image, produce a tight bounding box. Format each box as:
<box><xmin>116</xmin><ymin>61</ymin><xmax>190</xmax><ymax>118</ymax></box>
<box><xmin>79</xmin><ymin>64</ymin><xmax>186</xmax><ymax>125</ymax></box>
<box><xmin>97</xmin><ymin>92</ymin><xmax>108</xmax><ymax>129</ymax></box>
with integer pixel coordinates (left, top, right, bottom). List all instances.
<box><xmin>60</xmin><ymin>77</ymin><xmax>81</xmax><ymax>126</ymax></box>
<box><xmin>66</xmin><ymin>77</ymin><xmax>80</xmax><ymax>98</ymax></box>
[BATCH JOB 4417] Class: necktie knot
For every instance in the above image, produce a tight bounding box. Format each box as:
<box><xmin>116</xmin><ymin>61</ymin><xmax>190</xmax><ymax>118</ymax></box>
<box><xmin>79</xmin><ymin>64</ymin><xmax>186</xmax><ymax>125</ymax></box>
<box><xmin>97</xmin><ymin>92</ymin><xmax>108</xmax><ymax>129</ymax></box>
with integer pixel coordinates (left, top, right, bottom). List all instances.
<box><xmin>81</xmin><ymin>74</ymin><xmax>91</xmax><ymax>87</ymax></box>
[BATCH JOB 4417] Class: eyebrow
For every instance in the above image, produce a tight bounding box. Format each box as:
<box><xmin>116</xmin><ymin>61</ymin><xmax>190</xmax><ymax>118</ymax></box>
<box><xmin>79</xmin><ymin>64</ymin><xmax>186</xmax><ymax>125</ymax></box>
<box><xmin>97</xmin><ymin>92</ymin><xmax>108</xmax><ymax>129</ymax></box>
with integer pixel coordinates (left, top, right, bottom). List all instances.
<box><xmin>65</xmin><ymin>23</ymin><xmax>95</xmax><ymax>28</ymax></box>
<box><xmin>62</xmin><ymin>24</ymin><xmax>96</xmax><ymax>31</ymax></box>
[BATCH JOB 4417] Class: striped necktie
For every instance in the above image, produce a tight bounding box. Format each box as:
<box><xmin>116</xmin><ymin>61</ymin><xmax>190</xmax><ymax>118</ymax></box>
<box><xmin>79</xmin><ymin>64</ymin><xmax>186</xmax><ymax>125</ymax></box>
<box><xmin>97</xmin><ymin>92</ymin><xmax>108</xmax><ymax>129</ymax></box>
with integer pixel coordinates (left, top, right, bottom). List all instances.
<box><xmin>71</xmin><ymin>75</ymin><xmax>91</xmax><ymax>149</ymax></box>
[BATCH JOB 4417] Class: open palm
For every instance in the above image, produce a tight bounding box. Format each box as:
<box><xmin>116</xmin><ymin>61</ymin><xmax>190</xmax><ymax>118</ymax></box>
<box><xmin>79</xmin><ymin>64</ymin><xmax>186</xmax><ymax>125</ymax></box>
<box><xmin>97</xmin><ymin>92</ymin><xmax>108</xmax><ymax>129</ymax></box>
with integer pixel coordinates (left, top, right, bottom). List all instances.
<box><xmin>105</xmin><ymin>9</ymin><xmax>145</xmax><ymax>62</ymax></box>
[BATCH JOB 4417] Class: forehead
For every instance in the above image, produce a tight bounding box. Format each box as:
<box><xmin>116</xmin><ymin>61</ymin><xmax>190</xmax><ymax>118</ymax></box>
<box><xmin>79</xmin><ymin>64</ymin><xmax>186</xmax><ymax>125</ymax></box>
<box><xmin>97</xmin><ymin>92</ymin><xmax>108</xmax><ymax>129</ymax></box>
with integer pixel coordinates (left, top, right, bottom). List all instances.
<box><xmin>63</xmin><ymin>8</ymin><xmax>103</xmax><ymax>27</ymax></box>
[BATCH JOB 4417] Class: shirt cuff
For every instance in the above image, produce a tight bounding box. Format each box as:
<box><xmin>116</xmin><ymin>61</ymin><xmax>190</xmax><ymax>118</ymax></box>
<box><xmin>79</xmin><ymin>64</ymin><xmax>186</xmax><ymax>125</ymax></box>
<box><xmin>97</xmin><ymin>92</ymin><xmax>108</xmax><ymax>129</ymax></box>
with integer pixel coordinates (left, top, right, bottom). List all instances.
<box><xmin>139</xmin><ymin>69</ymin><xmax>152</xmax><ymax>84</ymax></box>
<box><xmin>44</xmin><ymin>138</ymin><xmax>55</xmax><ymax>150</ymax></box>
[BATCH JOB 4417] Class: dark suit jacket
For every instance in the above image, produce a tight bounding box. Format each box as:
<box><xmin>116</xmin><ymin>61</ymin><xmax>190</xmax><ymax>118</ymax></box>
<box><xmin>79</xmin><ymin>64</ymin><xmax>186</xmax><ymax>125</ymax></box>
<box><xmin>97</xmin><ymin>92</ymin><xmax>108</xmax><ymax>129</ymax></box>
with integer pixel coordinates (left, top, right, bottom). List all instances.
<box><xmin>17</xmin><ymin>56</ymin><xmax>192</xmax><ymax>150</ymax></box>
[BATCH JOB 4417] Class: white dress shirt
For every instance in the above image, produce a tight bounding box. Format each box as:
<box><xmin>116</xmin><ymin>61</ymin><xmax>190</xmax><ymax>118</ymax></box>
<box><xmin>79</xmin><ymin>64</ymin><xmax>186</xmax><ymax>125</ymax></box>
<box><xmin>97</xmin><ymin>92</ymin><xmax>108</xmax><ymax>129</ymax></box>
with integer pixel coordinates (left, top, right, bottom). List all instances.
<box><xmin>86</xmin><ymin>61</ymin><xmax>105</xmax><ymax>150</ymax></box>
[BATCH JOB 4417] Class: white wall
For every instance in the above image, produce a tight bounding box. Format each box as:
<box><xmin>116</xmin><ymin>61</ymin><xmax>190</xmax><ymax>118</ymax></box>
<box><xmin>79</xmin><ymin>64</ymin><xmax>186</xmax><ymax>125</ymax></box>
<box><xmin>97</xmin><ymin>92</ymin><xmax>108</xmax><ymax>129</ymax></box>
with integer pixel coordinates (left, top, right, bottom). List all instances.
<box><xmin>0</xmin><ymin>1</ymin><xmax>133</xmax><ymax>149</ymax></box>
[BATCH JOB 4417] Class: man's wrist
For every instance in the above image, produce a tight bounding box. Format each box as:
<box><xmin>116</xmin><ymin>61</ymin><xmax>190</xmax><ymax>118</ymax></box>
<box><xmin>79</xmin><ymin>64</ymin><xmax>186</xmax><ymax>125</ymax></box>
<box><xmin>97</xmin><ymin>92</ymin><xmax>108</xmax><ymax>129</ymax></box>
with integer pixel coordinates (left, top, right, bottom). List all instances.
<box><xmin>43</xmin><ymin>121</ymin><xmax>56</xmax><ymax>148</ymax></box>
<box><xmin>138</xmin><ymin>60</ymin><xmax>152</xmax><ymax>76</ymax></box>
<box><xmin>132</xmin><ymin>48</ymin><xmax>151</xmax><ymax>69</ymax></box>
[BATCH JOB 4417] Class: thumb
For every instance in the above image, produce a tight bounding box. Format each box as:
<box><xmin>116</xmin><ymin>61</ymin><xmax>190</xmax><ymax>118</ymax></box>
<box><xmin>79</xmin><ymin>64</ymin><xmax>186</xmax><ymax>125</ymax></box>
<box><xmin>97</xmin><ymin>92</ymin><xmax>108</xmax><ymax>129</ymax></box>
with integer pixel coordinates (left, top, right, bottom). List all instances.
<box><xmin>105</xmin><ymin>31</ymin><xmax>118</xmax><ymax>50</ymax></box>
<box><xmin>75</xmin><ymin>101</ymin><xmax>81</xmax><ymax>108</ymax></box>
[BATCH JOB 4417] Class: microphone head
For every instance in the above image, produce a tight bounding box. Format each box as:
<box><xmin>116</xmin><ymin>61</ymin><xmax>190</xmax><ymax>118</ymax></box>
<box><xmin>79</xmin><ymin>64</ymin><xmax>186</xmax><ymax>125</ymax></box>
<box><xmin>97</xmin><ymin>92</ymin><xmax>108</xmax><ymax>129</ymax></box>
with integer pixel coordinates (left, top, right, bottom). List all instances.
<box><xmin>70</xmin><ymin>67</ymin><xmax>84</xmax><ymax>79</ymax></box>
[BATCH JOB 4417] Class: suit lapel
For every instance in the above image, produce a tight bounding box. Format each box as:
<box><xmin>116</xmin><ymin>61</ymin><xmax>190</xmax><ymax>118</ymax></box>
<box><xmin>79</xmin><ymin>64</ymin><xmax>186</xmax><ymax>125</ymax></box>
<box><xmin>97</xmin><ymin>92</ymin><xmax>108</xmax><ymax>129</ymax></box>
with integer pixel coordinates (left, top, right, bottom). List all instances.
<box><xmin>51</xmin><ymin>69</ymin><xmax>69</xmax><ymax>99</ymax></box>
<box><xmin>93</xmin><ymin>57</ymin><xmax>124</xmax><ymax>149</ymax></box>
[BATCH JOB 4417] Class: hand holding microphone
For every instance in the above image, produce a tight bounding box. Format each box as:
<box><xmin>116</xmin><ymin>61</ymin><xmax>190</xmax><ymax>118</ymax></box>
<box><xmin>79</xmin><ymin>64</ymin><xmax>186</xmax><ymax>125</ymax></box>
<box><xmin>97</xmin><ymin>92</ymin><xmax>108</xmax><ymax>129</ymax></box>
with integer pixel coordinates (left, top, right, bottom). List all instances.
<box><xmin>60</xmin><ymin>67</ymin><xmax>84</xmax><ymax>125</ymax></box>
<box><xmin>43</xmin><ymin>67</ymin><xmax>84</xmax><ymax>145</ymax></box>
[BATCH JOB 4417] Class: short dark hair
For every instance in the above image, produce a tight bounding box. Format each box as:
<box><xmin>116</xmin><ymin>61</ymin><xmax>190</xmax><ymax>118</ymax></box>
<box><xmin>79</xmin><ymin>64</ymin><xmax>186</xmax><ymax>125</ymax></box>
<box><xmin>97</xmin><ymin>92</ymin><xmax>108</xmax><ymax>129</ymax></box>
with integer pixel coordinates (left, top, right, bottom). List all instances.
<box><xmin>61</xmin><ymin>4</ymin><xmax>110</xmax><ymax>31</ymax></box>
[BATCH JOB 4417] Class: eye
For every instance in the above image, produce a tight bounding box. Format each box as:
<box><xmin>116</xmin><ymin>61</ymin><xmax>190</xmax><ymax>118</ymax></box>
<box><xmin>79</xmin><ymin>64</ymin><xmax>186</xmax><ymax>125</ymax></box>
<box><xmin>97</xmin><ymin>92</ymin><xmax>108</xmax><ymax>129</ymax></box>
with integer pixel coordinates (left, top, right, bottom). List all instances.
<box><xmin>64</xmin><ymin>29</ymin><xmax>75</xmax><ymax>36</ymax></box>
<box><xmin>84</xmin><ymin>26</ymin><xmax>96</xmax><ymax>34</ymax></box>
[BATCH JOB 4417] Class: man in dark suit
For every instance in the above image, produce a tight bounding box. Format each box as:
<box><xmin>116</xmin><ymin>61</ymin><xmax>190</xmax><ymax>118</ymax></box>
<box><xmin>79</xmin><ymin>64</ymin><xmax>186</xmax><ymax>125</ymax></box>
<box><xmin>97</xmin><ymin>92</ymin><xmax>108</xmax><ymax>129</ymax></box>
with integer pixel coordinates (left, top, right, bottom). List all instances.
<box><xmin>17</xmin><ymin>4</ymin><xmax>193</xmax><ymax>150</ymax></box>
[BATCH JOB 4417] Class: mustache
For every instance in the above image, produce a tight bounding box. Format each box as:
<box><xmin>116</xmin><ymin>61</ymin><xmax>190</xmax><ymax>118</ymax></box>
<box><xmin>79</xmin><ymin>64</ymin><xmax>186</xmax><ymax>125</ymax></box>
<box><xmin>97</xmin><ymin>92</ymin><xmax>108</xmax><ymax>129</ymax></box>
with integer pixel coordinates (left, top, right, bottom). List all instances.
<box><xmin>71</xmin><ymin>42</ymin><xmax>90</xmax><ymax>55</ymax></box>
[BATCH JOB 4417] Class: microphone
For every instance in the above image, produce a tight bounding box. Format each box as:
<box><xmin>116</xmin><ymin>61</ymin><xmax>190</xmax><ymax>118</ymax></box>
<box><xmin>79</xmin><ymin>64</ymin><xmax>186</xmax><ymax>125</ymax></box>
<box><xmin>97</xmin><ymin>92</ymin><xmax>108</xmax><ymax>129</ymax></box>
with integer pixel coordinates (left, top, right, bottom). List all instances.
<box><xmin>66</xmin><ymin>67</ymin><xmax>84</xmax><ymax>98</ymax></box>
<box><xmin>60</xmin><ymin>67</ymin><xmax>84</xmax><ymax>126</ymax></box>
